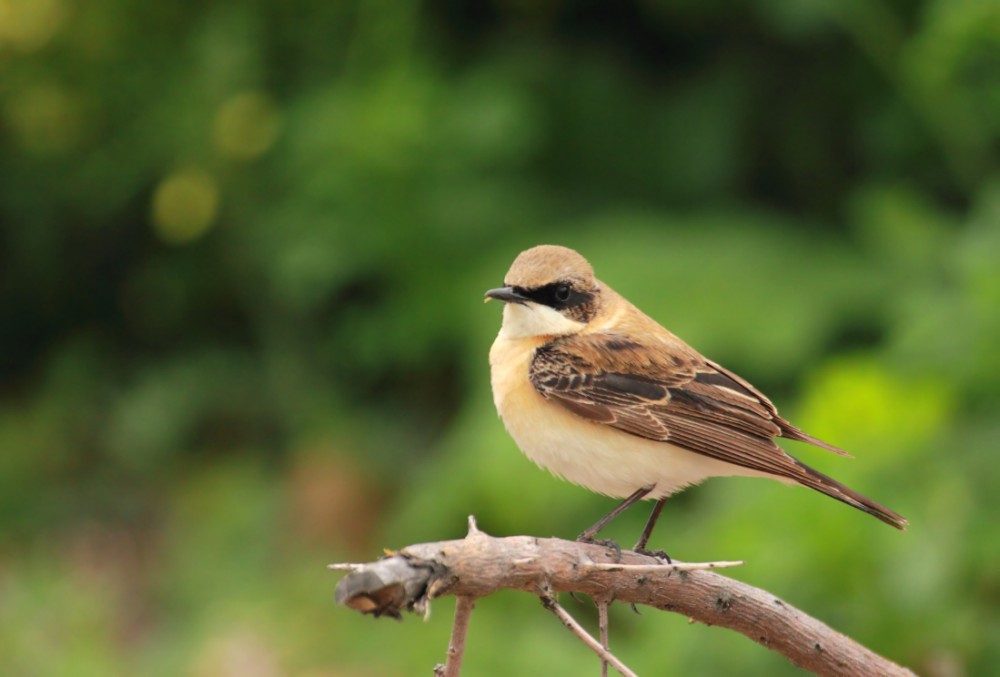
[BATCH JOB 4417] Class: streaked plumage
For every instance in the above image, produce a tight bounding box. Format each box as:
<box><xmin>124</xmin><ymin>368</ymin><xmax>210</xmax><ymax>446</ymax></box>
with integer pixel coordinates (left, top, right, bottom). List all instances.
<box><xmin>487</xmin><ymin>244</ymin><xmax>906</xmax><ymax>533</ymax></box>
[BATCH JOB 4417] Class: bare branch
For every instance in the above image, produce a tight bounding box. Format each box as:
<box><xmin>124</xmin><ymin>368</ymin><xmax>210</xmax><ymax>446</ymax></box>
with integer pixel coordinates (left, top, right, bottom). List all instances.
<box><xmin>597</xmin><ymin>598</ymin><xmax>610</xmax><ymax>677</ymax></box>
<box><xmin>331</xmin><ymin>523</ymin><xmax>914</xmax><ymax>677</ymax></box>
<box><xmin>582</xmin><ymin>560</ymin><xmax>743</xmax><ymax>573</ymax></box>
<box><xmin>433</xmin><ymin>596</ymin><xmax>476</xmax><ymax>677</ymax></box>
<box><xmin>540</xmin><ymin>590</ymin><xmax>638</xmax><ymax>677</ymax></box>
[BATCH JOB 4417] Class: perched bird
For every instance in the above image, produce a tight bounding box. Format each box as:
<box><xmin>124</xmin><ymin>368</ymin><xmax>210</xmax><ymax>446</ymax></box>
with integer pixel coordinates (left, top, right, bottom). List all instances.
<box><xmin>486</xmin><ymin>245</ymin><xmax>906</xmax><ymax>555</ymax></box>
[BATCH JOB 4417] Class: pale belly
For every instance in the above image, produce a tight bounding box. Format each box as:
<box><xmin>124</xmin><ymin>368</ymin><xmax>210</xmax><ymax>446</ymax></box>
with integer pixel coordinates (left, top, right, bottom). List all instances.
<box><xmin>489</xmin><ymin>336</ymin><xmax>769</xmax><ymax>500</ymax></box>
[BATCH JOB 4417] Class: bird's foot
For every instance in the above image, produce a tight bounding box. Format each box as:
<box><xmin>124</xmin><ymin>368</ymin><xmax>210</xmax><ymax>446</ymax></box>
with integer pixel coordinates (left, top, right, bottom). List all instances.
<box><xmin>577</xmin><ymin>535</ymin><xmax>623</xmax><ymax>562</ymax></box>
<box><xmin>633</xmin><ymin>547</ymin><xmax>672</xmax><ymax>564</ymax></box>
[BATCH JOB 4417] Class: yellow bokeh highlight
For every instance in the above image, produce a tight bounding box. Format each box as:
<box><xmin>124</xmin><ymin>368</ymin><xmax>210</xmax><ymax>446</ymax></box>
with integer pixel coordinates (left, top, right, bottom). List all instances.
<box><xmin>0</xmin><ymin>0</ymin><xmax>66</xmax><ymax>53</ymax></box>
<box><xmin>796</xmin><ymin>354</ymin><xmax>954</xmax><ymax>464</ymax></box>
<box><xmin>151</xmin><ymin>169</ymin><xmax>220</xmax><ymax>245</ymax></box>
<box><xmin>212</xmin><ymin>91</ymin><xmax>282</xmax><ymax>161</ymax></box>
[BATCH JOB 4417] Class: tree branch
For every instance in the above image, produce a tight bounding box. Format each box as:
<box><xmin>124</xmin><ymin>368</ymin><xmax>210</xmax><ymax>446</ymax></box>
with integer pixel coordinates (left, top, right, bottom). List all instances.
<box><xmin>331</xmin><ymin>518</ymin><xmax>913</xmax><ymax>676</ymax></box>
<box><xmin>539</xmin><ymin>588</ymin><xmax>638</xmax><ymax>677</ymax></box>
<box><xmin>597</xmin><ymin>597</ymin><xmax>610</xmax><ymax>677</ymax></box>
<box><xmin>433</xmin><ymin>595</ymin><xmax>475</xmax><ymax>677</ymax></box>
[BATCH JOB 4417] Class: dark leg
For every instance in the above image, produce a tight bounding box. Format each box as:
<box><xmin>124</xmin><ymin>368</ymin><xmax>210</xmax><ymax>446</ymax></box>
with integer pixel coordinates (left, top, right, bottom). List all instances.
<box><xmin>577</xmin><ymin>486</ymin><xmax>654</xmax><ymax>543</ymax></box>
<box><xmin>634</xmin><ymin>498</ymin><xmax>666</xmax><ymax>551</ymax></box>
<box><xmin>633</xmin><ymin>498</ymin><xmax>671</xmax><ymax>563</ymax></box>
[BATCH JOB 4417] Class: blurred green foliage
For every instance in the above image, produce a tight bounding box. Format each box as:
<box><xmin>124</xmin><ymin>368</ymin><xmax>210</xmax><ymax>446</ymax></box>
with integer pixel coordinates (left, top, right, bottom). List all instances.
<box><xmin>1</xmin><ymin>0</ymin><xmax>999</xmax><ymax>674</ymax></box>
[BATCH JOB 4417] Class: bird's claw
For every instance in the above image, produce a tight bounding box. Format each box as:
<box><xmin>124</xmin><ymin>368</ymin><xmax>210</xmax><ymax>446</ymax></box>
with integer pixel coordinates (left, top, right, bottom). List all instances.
<box><xmin>577</xmin><ymin>535</ymin><xmax>623</xmax><ymax>562</ymax></box>
<box><xmin>633</xmin><ymin>547</ymin><xmax>672</xmax><ymax>564</ymax></box>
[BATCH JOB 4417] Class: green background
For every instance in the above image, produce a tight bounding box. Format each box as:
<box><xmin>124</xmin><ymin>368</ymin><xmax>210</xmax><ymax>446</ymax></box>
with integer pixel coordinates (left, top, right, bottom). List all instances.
<box><xmin>2</xmin><ymin>1</ymin><xmax>999</xmax><ymax>674</ymax></box>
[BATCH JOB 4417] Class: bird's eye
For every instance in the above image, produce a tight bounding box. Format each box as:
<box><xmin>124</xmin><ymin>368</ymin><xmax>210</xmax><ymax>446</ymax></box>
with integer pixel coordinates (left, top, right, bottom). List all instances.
<box><xmin>555</xmin><ymin>284</ymin><xmax>571</xmax><ymax>302</ymax></box>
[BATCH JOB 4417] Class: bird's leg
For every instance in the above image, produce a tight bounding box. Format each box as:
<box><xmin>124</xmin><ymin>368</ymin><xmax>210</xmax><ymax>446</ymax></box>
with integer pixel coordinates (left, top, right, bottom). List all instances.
<box><xmin>577</xmin><ymin>486</ymin><xmax>654</xmax><ymax>558</ymax></box>
<box><xmin>633</xmin><ymin>498</ymin><xmax>666</xmax><ymax>550</ymax></box>
<box><xmin>632</xmin><ymin>498</ymin><xmax>671</xmax><ymax>563</ymax></box>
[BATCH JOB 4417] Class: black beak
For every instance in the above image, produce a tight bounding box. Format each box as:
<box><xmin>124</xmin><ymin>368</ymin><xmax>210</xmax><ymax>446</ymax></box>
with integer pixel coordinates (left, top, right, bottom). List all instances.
<box><xmin>484</xmin><ymin>286</ymin><xmax>528</xmax><ymax>304</ymax></box>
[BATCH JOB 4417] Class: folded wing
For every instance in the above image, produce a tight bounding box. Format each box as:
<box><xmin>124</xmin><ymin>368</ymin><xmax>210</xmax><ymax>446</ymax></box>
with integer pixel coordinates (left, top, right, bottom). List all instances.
<box><xmin>529</xmin><ymin>332</ymin><xmax>907</xmax><ymax>529</ymax></box>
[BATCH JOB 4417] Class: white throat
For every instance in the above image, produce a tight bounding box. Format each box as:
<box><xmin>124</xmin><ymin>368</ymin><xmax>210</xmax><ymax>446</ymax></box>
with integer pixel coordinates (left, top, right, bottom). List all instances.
<box><xmin>497</xmin><ymin>302</ymin><xmax>585</xmax><ymax>340</ymax></box>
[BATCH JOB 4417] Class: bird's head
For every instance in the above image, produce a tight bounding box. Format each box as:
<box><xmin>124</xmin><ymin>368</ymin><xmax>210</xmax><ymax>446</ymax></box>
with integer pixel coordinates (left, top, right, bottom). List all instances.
<box><xmin>485</xmin><ymin>245</ymin><xmax>601</xmax><ymax>340</ymax></box>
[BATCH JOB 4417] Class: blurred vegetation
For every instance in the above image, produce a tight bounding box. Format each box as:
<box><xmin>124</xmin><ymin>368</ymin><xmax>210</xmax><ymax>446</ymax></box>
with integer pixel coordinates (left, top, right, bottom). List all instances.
<box><xmin>1</xmin><ymin>0</ymin><xmax>998</xmax><ymax>675</ymax></box>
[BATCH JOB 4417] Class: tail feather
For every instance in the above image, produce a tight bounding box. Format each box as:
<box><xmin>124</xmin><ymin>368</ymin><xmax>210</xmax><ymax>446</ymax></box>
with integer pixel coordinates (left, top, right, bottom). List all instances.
<box><xmin>779</xmin><ymin>420</ymin><xmax>853</xmax><ymax>458</ymax></box>
<box><xmin>792</xmin><ymin>460</ymin><xmax>908</xmax><ymax>530</ymax></box>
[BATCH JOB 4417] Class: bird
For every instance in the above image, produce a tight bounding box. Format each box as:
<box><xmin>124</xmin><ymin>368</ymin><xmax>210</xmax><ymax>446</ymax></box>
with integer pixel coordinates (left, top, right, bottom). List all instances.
<box><xmin>485</xmin><ymin>244</ymin><xmax>907</xmax><ymax>556</ymax></box>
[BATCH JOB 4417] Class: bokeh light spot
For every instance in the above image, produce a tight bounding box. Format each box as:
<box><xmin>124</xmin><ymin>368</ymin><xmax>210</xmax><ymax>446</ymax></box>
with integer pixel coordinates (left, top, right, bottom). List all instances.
<box><xmin>213</xmin><ymin>91</ymin><xmax>282</xmax><ymax>160</ymax></box>
<box><xmin>797</xmin><ymin>354</ymin><xmax>954</xmax><ymax>462</ymax></box>
<box><xmin>0</xmin><ymin>0</ymin><xmax>66</xmax><ymax>53</ymax></box>
<box><xmin>151</xmin><ymin>169</ymin><xmax>220</xmax><ymax>245</ymax></box>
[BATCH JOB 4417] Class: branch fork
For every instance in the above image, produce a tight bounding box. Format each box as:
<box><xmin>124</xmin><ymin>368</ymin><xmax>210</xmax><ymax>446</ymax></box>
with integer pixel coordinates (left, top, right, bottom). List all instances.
<box><xmin>330</xmin><ymin>516</ymin><xmax>913</xmax><ymax>677</ymax></box>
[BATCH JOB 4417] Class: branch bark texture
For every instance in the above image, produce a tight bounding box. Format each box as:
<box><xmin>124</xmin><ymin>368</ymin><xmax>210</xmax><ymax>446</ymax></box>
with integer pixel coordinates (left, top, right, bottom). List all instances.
<box><xmin>333</xmin><ymin>525</ymin><xmax>913</xmax><ymax>677</ymax></box>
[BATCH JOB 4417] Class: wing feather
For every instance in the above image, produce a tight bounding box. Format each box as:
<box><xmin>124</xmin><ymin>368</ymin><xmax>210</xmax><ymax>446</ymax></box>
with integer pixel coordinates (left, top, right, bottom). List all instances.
<box><xmin>528</xmin><ymin>331</ymin><xmax>905</xmax><ymax>529</ymax></box>
<box><xmin>529</xmin><ymin>332</ymin><xmax>835</xmax><ymax>480</ymax></box>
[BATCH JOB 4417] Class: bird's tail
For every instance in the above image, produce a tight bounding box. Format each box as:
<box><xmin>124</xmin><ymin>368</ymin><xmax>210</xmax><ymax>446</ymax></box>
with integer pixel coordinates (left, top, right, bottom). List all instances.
<box><xmin>792</xmin><ymin>460</ymin><xmax>908</xmax><ymax>530</ymax></box>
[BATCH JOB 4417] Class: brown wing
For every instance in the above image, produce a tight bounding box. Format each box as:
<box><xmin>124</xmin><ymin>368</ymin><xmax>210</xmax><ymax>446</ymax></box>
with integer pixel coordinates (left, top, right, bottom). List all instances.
<box><xmin>529</xmin><ymin>332</ymin><xmax>844</xmax><ymax>480</ymax></box>
<box><xmin>529</xmin><ymin>332</ymin><xmax>907</xmax><ymax>530</ymax></box>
